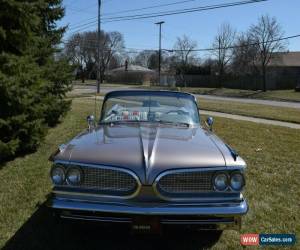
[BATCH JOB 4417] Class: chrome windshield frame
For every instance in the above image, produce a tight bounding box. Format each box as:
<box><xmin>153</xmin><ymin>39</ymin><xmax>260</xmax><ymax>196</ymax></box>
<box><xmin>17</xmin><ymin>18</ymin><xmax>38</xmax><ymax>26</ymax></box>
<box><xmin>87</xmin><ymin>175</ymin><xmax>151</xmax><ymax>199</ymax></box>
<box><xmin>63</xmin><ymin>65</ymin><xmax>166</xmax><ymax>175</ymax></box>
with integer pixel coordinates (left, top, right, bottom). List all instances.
<box><xmin>99</xmin><ymin>90</ymin><xmax>200</xmax><ymax>125</ymax></box>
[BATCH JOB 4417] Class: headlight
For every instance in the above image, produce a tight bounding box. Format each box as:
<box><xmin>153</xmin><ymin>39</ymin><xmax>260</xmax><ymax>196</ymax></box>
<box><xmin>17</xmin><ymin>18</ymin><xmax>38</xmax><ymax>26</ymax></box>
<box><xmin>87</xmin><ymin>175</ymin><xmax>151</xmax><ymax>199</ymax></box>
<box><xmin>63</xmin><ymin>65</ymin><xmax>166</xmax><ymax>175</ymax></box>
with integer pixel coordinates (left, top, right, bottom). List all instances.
<box><xmin>230</xmin><ymin>172</ymin><xmax>245</xmax><ymax>191</ymax></box>
<box><xmin>51</xmin><ymin>166</ymin><xmax>65</xmax><ymax>185</ymax></box>
<box><xmin>66</xmin><ymin>167</ymin><xmax>82</xmax><ymax>186</ymax></box>
<box><xmin>213</xmin><ymin>173</ymin><xmax>228</xmax><ymax>191</ymax></box>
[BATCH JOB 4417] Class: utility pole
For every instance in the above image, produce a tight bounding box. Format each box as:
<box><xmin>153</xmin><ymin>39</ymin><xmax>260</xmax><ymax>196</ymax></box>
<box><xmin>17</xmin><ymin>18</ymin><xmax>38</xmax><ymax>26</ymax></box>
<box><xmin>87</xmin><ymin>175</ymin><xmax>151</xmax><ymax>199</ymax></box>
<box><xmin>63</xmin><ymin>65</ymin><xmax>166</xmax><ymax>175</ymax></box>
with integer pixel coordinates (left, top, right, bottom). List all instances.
<box><xmin>155</xmin><ymin>21</ymin><xmax>164</xmax><ymax>85</ymax></box>
<box><xmin>97</xmin><ymin>0</ymin><xmax>102</xmax><ymax>93</ymax></box>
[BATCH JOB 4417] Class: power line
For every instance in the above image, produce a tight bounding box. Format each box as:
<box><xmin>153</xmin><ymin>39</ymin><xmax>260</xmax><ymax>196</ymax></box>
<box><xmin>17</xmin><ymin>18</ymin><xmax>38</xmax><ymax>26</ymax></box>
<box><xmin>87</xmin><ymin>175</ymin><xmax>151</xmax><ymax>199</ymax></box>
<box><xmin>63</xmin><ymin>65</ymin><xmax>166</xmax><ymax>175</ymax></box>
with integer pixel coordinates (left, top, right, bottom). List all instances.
<box><xmin>103</xmin><ymin>0</ymin><xmax>199</xmax><ymax>17</ymax></box>
<box><xmin>166</xmin><ymin>34</ymin><xmax>300</xmax><ymax>52</ymax></box>
<box><xmin>102</xmin><ymin>0</ymin><xmax>268</xmax><ymax>22</ymax></box>
<box><xmin>103</xmin><ymin>0</ymin><xmax>268</xmax><ymax>22</ymax></box>
<box><xmin>68</xmin><ymin>0</ymin><xmax>200</xmax><ymax>27</ymax></box>
<box><xmin>61</xmin><ymin>33</ymin><xmax>300</xmax><ymax>52</ymax></box>
<box><xmin>67</xmin><ymin>0</ymin><xmax>267</xmax><ymax>32</ymax></box>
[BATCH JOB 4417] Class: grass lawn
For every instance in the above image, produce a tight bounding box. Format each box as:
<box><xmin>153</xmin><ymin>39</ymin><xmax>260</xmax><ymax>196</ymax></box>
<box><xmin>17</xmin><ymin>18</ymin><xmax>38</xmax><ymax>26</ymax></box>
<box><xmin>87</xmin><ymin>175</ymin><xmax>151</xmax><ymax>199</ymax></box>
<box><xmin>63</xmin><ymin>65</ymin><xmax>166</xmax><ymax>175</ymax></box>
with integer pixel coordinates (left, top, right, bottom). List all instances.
<box><xmin>0</xmin><ymin>97</ymin><xmax>299</xmax><ymax>249</ymax></box>
<box><xmin>199</xmin><ymin>98</ymin><xmax>300</xmax><ymax>124</ymax></box>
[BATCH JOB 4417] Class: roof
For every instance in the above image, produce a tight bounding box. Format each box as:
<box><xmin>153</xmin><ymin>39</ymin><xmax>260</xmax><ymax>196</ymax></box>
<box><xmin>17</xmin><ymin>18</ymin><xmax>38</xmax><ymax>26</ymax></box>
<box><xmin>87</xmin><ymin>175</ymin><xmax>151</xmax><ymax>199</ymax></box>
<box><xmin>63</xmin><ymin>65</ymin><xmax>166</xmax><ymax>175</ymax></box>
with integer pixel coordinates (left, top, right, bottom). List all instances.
<box><xmin>268</xmin><ymin>51</ymin><xmax>300</xmax><ymax>67</ymax></box>
<box><xmin>109</xmin><ymin>65</ymin><xmax>155</xmax><ymax>73</ymax></box>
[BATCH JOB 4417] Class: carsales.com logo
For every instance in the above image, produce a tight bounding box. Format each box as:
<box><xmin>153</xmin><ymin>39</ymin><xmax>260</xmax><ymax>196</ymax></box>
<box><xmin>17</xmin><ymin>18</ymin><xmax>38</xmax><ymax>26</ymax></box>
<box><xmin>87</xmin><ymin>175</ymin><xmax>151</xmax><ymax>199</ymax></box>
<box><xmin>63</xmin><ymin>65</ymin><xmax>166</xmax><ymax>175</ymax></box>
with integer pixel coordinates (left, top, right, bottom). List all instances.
<box><xmin>240</xmin><ymin>234</ymin><xmax>296</xmax><ymax>246</ymax></box>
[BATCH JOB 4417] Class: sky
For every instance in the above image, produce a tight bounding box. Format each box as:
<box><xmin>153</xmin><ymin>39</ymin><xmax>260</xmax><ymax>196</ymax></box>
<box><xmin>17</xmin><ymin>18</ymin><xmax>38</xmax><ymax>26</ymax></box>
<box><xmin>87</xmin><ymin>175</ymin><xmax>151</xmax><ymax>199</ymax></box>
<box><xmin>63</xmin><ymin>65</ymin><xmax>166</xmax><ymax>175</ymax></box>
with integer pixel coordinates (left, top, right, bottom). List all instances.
<box><xmin>59</xmin><ymin>0</ymin><xmax>300</xmax><ymax>59</ymax></box>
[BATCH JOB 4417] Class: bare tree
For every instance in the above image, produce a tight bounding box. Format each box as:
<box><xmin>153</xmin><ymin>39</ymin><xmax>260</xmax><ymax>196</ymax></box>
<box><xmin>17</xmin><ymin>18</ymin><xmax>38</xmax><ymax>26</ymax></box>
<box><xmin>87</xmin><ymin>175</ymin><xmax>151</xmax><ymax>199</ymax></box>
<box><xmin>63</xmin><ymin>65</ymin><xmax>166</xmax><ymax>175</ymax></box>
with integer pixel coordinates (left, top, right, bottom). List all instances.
<box><xmin>231</xmin><ymin>32</ymin><xmax>259</xmax><ymax>76</ymax></box>
<box><xmin>212</xmin><ymin>23</ymin><xmax>236</xmax><ymax>87</ymax></box>
<box><xmin>65</xmin><ymin>33</ymin><xmax>87</xmax><ymax>82</ymax></box>
<box><xmin>248</xmin><ymin>15</ymin><xmax>286</xmax><ymax>91</ymax></box>
<box><xmin>173</xmin><ymin>35</ymin><xmax>197</xmax><ymax>87</ymax></box>
<box><xmin>173</xmin><ymin>35</ymin><xmax>197</xmax><ymax>66</ymax></box>
<box><xmin>134</xmin><ymin>50</ymin><xmax>154</xmax><ymax>68</ymax></box>
<box><xmin>99</xmin><ymin>31</ymin><xmax>125</xmax><ymax>82</ymax></box>
<box><xmin>64</xmin><ymin>30</ymin><xmax>125</xmax><ymax>83</ymax></box>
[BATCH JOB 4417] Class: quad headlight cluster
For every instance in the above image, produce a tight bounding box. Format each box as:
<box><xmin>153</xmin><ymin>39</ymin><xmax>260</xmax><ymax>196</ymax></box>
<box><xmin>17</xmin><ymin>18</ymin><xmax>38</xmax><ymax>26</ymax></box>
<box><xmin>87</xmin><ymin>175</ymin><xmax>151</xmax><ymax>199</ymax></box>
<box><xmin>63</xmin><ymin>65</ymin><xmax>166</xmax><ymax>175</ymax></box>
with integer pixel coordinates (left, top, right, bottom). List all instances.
<box><xmin>50</xmin><ymin>165</ymin><xmax>82</xmax><ymax>186</ymax></box>
<box><xmin>212</xmin><ymin>171</ymin><xmax>245</xmax><ymax>192</ymax></box>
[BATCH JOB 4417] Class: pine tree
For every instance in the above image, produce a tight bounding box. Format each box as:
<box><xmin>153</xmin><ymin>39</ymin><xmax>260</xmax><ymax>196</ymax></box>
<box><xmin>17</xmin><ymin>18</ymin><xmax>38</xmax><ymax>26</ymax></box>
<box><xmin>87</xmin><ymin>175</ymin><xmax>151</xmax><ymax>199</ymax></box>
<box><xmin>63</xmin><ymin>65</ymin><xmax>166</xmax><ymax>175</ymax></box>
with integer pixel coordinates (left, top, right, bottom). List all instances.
<box><xmin>0</xmin><ymin>0</ymin><xmax>72</xmax><ymax>161</ymax></box>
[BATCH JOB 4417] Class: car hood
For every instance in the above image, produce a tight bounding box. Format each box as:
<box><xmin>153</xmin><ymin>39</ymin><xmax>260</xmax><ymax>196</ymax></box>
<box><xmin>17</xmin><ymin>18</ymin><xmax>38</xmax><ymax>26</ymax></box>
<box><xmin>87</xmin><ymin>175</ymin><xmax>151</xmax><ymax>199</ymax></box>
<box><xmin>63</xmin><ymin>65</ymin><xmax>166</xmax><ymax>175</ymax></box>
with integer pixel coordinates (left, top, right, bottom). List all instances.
<box><xmin>54</xmin><ymin>123</ymin><xmax>237</xmax><ymax>184</ymax></box>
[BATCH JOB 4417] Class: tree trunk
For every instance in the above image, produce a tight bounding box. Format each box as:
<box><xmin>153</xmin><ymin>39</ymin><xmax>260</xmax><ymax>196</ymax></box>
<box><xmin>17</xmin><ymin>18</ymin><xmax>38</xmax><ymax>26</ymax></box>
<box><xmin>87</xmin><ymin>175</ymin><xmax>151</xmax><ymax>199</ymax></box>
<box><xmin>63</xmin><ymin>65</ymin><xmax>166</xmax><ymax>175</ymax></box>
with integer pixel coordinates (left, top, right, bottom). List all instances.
<box><xmin>81</xmin><ymin>71</ymin><xmax>85</xmax><ymax>83</ymax></box>
<box><xmin>100</xmin><ymin>72</ymin><xmax>104</xmax><ymax>83</ymax></box>
<box><xmin>218</xmin><ymin>67</ymin><xmax>223</xmax><ymax>88</ymax></box>
<box><xmin>262</xmin><ymin>65</ymin><xmax>267</xmax><ymax>92</ymax></box>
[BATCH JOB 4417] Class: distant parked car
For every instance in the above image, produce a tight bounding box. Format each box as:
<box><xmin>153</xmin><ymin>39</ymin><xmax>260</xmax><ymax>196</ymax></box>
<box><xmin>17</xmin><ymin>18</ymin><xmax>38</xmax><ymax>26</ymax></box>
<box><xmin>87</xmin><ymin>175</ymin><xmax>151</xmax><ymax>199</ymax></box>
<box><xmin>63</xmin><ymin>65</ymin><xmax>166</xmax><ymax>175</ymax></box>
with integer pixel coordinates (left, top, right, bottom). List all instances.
<box><xmin>47</xmin><ymin>90</ymin><xmax>248</xmax><ymax>234</ymax></box>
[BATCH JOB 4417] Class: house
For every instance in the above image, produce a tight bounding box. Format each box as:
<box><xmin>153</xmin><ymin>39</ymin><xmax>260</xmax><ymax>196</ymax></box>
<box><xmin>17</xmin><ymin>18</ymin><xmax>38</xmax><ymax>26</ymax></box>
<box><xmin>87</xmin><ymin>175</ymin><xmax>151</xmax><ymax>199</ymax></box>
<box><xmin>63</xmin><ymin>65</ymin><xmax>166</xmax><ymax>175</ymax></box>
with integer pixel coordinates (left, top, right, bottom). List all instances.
<box><xmin>266</xmin><ymin>51</ymin><xmax>300</xmax><ymax>89</ymax></box>
<box><xmin>106</xmin><ymin>63</ymin><xmax>155</xmax><ymax>85</ymax></box>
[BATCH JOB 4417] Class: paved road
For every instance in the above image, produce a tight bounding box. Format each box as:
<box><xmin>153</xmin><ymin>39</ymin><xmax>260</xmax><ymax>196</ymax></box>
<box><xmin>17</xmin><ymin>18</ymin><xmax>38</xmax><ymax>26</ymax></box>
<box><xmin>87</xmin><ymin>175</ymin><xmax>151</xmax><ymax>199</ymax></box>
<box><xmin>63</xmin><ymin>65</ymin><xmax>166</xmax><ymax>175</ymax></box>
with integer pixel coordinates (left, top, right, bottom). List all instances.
<box><xmin>77</xmin><ymin>85</ymin><xmax>300</xmax><ymax>109</ymax></box>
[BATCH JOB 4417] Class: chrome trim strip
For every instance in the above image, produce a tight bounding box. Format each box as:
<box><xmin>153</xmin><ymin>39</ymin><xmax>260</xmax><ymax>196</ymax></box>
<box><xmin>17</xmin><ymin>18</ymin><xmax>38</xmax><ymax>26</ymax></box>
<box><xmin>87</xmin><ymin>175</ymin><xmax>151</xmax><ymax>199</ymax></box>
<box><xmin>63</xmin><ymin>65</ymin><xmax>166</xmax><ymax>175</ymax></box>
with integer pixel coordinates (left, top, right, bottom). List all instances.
<box><xmin>52</xmin><ymin>160</ymin><xmax>142</xmax><ymax>199</ymax></box>
<box><xmin>153</xmin><ymin>167</ymin><xmax>245</xmax><ymax>201</ymax></box>
<box><xmin>161</xmin><ymin>219</ymin><xmax>234</xmax><ymax>225</ymax></box>
<box><xmin>47</xmin><ymin>196</ymin><xmax>248</xmax><ymax>216</ymax></box>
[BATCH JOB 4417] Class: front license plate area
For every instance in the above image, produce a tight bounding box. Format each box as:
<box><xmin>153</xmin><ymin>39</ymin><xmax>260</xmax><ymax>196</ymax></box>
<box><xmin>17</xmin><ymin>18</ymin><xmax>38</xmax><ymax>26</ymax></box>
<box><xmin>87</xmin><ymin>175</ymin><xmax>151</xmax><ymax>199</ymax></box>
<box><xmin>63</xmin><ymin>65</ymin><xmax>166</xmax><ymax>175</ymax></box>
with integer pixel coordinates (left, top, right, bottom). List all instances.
<box><xmin>132</xmin><ymin>216</ymin><xmax>161</xmax><ymax>234</ymax></box>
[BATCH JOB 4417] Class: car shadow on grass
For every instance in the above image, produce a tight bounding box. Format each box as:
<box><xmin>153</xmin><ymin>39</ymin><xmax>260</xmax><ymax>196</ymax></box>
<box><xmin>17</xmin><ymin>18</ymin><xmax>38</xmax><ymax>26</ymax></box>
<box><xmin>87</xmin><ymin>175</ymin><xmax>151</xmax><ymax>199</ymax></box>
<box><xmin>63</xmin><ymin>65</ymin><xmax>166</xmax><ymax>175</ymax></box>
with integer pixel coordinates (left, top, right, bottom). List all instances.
<box><xmin>3</xmin><ymin>204</ymin><xmax>222</xmax><ymax>250</ymax></box>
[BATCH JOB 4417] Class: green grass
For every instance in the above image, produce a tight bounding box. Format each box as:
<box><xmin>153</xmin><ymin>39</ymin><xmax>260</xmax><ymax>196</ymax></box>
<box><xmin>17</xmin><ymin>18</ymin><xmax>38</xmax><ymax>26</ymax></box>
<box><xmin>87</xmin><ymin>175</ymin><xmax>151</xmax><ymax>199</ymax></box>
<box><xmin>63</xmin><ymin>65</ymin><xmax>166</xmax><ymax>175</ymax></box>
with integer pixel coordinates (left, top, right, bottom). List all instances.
<box><xmin>199</xmin><ymin>99</ymin><xmax>300</xmax><ymax>124</ymax></box>
<box><xmin>0</xmin><ymin>97</ymin><xmax>299</xmax><ymax>249</ymax></box>
<box><xmin>210</xmin><ymin>116</ymin><xmax>300</xmax><ymax>249</ymax></box>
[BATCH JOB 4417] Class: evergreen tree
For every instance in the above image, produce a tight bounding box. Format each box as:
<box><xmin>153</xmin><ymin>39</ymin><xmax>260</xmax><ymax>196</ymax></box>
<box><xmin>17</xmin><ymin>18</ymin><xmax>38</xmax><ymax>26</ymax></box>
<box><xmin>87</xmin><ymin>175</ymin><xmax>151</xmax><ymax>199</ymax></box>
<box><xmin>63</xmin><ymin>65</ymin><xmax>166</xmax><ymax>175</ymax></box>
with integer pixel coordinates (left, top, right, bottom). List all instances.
<box><xmin>0</xmin><ymin>0</ymin><xmax>72</xmax><ymax>161</ymax></box>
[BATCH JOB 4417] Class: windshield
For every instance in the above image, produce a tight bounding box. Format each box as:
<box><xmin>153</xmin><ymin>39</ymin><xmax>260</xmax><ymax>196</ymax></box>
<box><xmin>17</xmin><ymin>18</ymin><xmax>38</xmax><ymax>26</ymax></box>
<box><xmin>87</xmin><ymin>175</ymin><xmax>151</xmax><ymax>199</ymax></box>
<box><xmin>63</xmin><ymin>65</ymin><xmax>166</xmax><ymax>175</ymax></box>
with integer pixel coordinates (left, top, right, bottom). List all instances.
<box><xmin>100</xmin><ymin>92</ymin><xmax>200</xmax><ymax>125</ymax></box>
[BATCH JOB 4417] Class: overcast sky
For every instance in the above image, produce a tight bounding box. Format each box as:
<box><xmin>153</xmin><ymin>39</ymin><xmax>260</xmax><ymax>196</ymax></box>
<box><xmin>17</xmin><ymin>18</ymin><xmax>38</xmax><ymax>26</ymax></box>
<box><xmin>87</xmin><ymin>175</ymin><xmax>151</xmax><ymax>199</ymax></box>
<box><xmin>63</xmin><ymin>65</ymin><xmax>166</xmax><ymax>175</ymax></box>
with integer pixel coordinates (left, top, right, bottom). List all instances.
<box><xmin>60</xmin><ymin>0</ymin><xmax>300</xmax><ymax>58</ymax></box>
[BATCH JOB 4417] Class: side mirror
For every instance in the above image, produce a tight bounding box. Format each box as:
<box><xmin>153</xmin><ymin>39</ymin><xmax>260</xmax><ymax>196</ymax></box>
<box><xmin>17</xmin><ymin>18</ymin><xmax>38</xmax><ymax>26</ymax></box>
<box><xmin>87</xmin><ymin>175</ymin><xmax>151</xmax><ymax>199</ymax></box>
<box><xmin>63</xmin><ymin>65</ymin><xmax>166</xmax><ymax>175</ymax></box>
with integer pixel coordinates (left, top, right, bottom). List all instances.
<box><xmin>206</xmin><ymin>116</ymin><xmax>214</xmax><ymax>131</ymax></box>
<box><xmin>87</xmin><ymin>115</ymin><xmax>95</xmax><ymax>130</ymax></box>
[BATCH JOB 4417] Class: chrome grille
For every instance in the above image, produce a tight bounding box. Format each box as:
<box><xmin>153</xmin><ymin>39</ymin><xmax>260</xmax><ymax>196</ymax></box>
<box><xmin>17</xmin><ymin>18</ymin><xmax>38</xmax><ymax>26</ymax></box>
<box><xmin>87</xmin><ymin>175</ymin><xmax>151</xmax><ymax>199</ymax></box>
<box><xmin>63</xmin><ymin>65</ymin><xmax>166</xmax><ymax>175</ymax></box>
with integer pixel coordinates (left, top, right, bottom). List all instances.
<box><xmin>79</xmin><ymin>166</ymin><xmax>139</xmax><ymax>196</ymax></box>
<box><xmin>157</xmin><ymin>171</ymin><xmax>213</xmax><ymax>194</ymax></box>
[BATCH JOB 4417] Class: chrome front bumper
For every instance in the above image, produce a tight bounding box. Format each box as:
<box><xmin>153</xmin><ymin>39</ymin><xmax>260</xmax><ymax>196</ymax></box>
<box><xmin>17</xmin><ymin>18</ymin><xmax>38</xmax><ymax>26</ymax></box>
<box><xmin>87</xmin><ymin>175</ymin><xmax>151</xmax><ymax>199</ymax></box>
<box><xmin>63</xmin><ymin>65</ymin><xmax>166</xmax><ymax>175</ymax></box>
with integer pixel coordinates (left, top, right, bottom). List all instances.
<box><xmin>46</xmin><ymin>194</ymin><xmax>248</xmax><ymax>231</ymax></box>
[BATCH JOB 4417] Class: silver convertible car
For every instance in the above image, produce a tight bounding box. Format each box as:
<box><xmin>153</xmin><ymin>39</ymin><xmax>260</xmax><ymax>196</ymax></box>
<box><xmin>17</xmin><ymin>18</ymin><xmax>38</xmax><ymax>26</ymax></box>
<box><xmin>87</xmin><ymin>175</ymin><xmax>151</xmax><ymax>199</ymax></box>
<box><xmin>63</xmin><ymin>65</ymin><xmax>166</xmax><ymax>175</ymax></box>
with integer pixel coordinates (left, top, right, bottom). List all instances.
<box><xmin>47</xmin><ymin>90</ymin><xmax>248</xmax><ymax>233</ymax></box>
